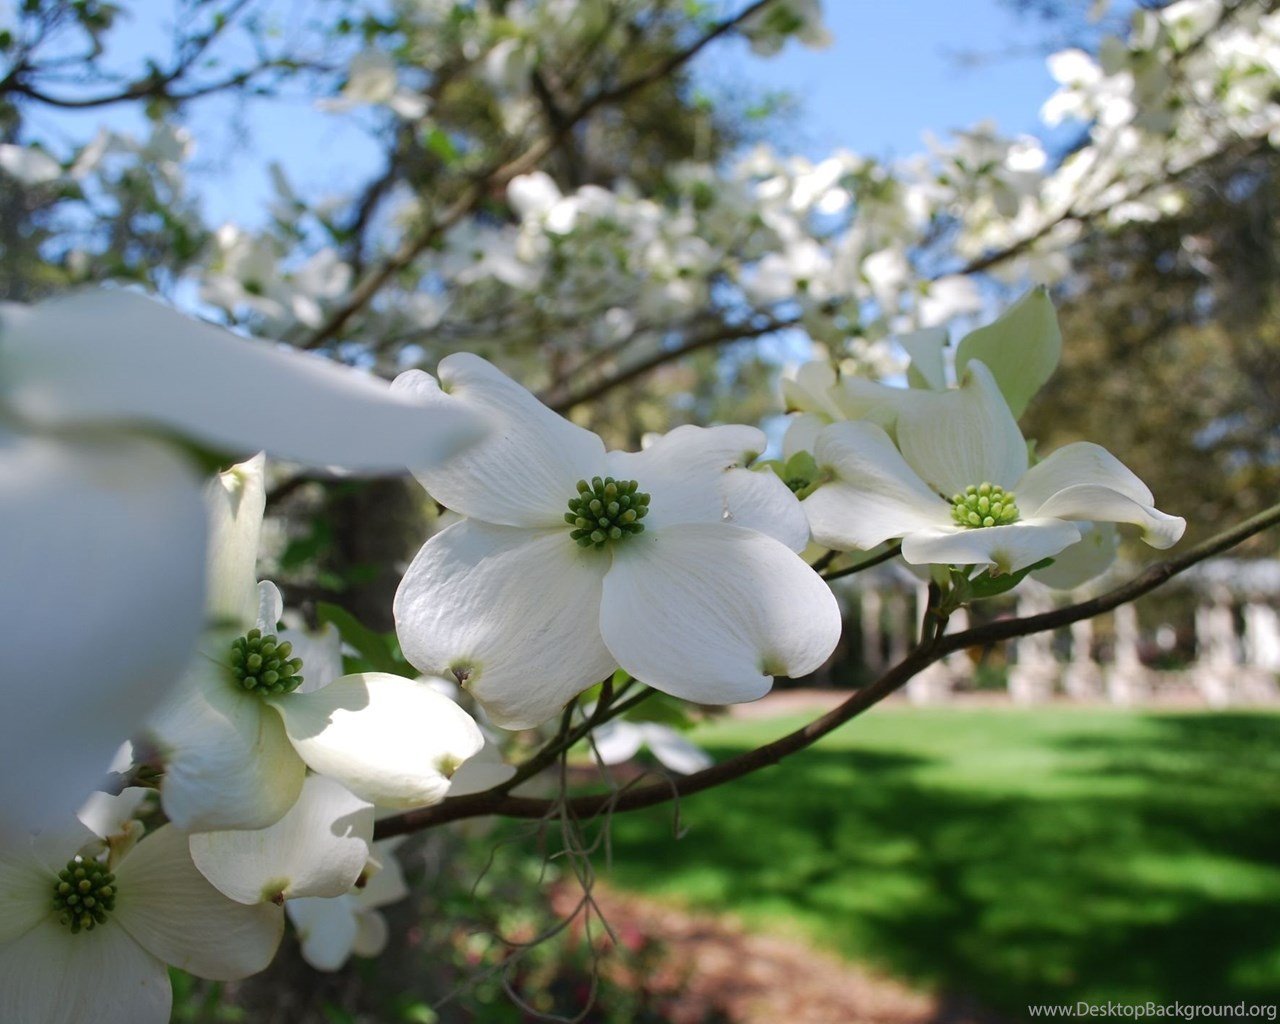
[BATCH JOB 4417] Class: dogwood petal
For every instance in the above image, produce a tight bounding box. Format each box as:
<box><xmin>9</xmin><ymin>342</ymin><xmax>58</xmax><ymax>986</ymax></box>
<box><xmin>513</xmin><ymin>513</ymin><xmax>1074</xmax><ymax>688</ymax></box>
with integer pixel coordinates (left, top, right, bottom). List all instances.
<box><xmin>802</xmin><ymin>421</ymin><xmax>951</xmax><ymax>551</ymax></box>
<box><xmin>0</xmin><ymin>428</ymin><xmax>206</xmax><ymax>840</ymax></box>
<box><xmin>285</xmin><ymin>895</ymin><xmax>359</xmax><ymax>971</ymax></box>
<box><xmin>643</xmin><ymin>724</ymin><xmax>715</xmax><ymax>774</ymax></box>
<box><xmin>114</xmin><ymin>825</ymin><xmax>283</xmax><ymax>979</ymax></box>
<box><xmin>782</xmin><ymin>411</ymin><xmax>827</xmax><ymax>459</ymax></box>
<box><xmin>600</xmin><ymin>524</ymin><xmax>841</xmax><ymax>704</ymax></box>
<box><xmin>604</xmin><ymin>424</ymin><xmax>766</xmax><ymax>531</ymax></box>
<box><xmin>1031</xmin><ymin>485</ymin><xmax>1186</xmax><ymax>549</ymax></box>
<box><xmin>0</xmin><ymin>917</ymin><xmax>170</xmax><ymax>1024</ymax></box>
<box><xmin>447</xmin><ymin>740</ymin><xmax>517</xmax><ymax>797</ymax></box>
<box><xmin>392</xmin><ymin>354</ymin><xmax>605</xmax><ymax>526</ymax></box>
<box><xmin>189</xmin><ymin>776</ymin><xmax>374</xmax><ymax>905</ymax></box>
<box><xmin>352</xmin><ymin>909</ymin><xmax>389</xmax><ymax>957</ymax></box>
<box><xmin>147</xmin><ymin>662</ymin><xmax>305</xmax><ymax>832</ymax></box>
<box><xmin>0</xmin><ymin>854</ymin><xmax>54</xmax><ymax>944</ymax></box>
<box><xmin>359</xmin><ymin>840</ymin><xmax>409</xmax><ymax>908</ymax></box>
<box><xmin>896</xmin><ymin>360</ymin><xmax>1027</xmax><ymax>495</ymax></box>
<box><xmin>205</xmin><ymin>456</ymin><xmax>266</xmax><ymax>629</ymax></box>
<box><xmin>279</xmin><ymin>622</ymin><xmax>344</xmax><ymax>695</ymax></box>
<box><xmin>720</xmin><ymin>468</ymin><xmax>812</xmax><ymax>551</ymax></box>
<box><xmin>900</xmin><ymin>326</ymin><xmax>949</xmax><ymax>390</ymax></box>
<box><xmin>394</xmin><ymin>521</ymin><xmax>617</xmax><ymax>729</ymax></box>
<box><xmin>273</xmin><ymin>674</ymin><xmax>484</xmax><ymax>808</ymax></box>
<box><xmin>0</xmin><ymin>290</ymin><xmax>485</xmax><ymax>471</ymax></box>
<box><xmin>590</xmin><ymin>721</ymin><xmax>645</xmax><ymax>765</ymax></box>
<box><xmin>1033</xmin><ymin>522</ymin><xmax>1120</xmax><ymax>590</ymax></box>
<box><xmin>901</xmin><ymin>519</ymin><xmax>1083</xmax><ymax>575</ymax></box>
<box><xmin>1014</xmin><ymin>441</ymin><xmax>1155</xmax><ymax>512</ymax></box>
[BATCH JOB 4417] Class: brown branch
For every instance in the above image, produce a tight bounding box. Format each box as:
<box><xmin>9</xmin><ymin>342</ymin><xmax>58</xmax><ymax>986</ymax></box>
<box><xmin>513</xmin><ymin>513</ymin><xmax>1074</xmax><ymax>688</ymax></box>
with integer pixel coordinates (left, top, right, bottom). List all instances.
<box><xmin>374</xmin><ymin>499</ymin><xmax>1280</xmax><ymax>840</ymax></box>
<box><xmin>820</xmin><ymin>543</ymin><xmax>903</xmax><ymax>582</ymax></box>
<box><xmin>548</xmin><ymin>314</ymin><xmax>800</xmax><ymax>413</ymax></box>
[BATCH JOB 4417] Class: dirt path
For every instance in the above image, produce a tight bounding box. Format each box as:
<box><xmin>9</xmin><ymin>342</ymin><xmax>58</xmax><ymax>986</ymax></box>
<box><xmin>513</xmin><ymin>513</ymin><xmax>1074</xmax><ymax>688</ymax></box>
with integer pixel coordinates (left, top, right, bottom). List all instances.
<box><xmin>555</xmin><ymin>886</ymin><xmax>1006</xmax><ymax>1024</ymax></box>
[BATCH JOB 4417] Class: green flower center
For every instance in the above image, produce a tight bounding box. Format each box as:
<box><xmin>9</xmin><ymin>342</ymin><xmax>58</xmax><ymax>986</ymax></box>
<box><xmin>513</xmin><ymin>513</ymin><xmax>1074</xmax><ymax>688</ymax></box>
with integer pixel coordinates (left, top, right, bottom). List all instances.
<box><xmin>52</xmin><ymin>857</ymin><xmax>116</xmax><ymax>933</ymax></box>
<box><xmin>229</xmin><ymin>628</ymin><xmax>304</xmax><ymax>696</ymax></box>
<box><xmin>564</xmin><ymin>476</ymin><xmax>650</xmax><ymax>549</ymax></box>
<box><xmin>950</xmin><ymin>482</ymin><xmax>1020</xmax><ymax>529</ymax></box>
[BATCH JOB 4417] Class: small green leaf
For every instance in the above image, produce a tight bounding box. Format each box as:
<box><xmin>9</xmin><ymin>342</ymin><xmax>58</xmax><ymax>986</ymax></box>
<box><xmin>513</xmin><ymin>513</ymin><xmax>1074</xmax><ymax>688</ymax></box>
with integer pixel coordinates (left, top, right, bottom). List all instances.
<box><xmin>314</xmin><ymin>602</ymin><xmax>403</xmax><ymax>674</ymax></box>
<box><xmin>966</xmin><ymin>557</ymin><xmax>1055</xmax><ymax>601</ymax></box>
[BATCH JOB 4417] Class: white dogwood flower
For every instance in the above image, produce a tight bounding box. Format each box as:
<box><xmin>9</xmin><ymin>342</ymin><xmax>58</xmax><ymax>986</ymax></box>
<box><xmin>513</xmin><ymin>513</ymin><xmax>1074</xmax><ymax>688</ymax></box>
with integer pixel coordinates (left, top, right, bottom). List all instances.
<box><xmin>189</xmin><ymin>775</ymin><xmax>374</xmax><ymax>906</ymax></box>
<box><xmin>392</xmin><ymin>354</ymin><xmax>841</xmax><ymax>730</ymax></box>
<box><xmin>148</xmin><ymin>457</ymin><xmax>485</xmax><ymax>831</ymax></box>
<box><xmin>284</xmin><ymin>838</ymin><xmax>409</xmax><ymax>972</ymax></box>
<box><xmin>802</xmin><ymin>360</ymin><xmax>1185</xmax><ymax>576</ymax></box>
<box><xmin>592</xmin><ymin>720</ymin><xmax>714</xmax><ymax>775</ymax></box>
<box><xmin>0</xmin><ymin>822</ymin><xmax>282</xmax><ymax>1024</ymax></box>
<box><xmin>0</xmin><ymin>290</ymin><xmax>484</xmax><ymax>843</ymax></box>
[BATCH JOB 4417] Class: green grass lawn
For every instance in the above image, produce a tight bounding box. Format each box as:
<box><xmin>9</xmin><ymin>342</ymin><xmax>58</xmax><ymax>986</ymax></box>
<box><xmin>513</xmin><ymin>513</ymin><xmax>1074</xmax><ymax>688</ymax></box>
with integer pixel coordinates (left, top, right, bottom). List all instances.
<box><xmin>602</xmin><ymin>707</ymin><xmax>1280</xmax><ymax>1015</ymax></box>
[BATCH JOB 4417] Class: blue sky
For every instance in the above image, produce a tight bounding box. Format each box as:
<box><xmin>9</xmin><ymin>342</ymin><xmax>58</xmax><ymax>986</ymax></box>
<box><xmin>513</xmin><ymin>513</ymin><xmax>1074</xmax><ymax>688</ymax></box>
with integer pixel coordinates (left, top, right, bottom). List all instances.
<box><xmin>705</xmin><ymin>0</ymin><xmax>1058</xmax><ymax>162</ymax></box>
<box><xmin>31</xmin><ymin>1</ymin><xmax>1064</xmax><ymax>227</ymax></box>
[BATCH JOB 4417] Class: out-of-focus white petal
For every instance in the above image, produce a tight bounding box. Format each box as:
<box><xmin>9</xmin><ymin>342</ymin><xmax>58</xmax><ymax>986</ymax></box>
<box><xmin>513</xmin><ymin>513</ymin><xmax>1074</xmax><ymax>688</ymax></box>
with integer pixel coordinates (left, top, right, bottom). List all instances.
<box><xmin>285</xmin><ymin>895</ymin><xmax>359</xmax><ymax>971</ymax></box>
<box><xmin>0</xmin><ymin>428</ymin><xmax>206</xmax><ymax>840</ymax></box>
<box><xmin>393</xmin><ymin>354</ymin><xmax>605</xmax><ymax>526</ymax></box>
<box><xmin>358</xmin><ymin>839</ymin><xmax>409</xmax><ymax>908</ymax></box>
<box><xmin>604</xmin><ymin>424</ymin><xmax>766</xmax><ymax>531</ymax></box>
<box><xmin>205</xmin><ymin>455</ymin><xmax>266</xmax><ymax>629</ymax></box>
<box><xmin>78</xmin><ymin>787</ymin><xmax>149</xmax><ymax>841</ymax></box>
<box><xmin>278</xmin><ymin>622</ymin><xmax>344</xmax><ymax>695</ymax></box>
<box><xmin>274</xmin><ymin>674</ymin><xmax>484</xmax><ymax>808</ymax></box>
<box><xmin>782</xmin><ymin>411</ymin><xmax>827</xmax><ymax>459</ymax></box>
<box><xmin>901</xmin><ymin>519</ymin><xmax>1082</xmax><ymax>575</ymax></box>
<box><xmin>147</xmin><ymin>663</ymin><xmax>305</xmax><ymax>832</ymax></box>
<box><xmin>1033</xmin><ymin>522</ymin><xmax>1120</xmax><ymax>590</ymax></box>
<box><xmin>896</xmin><ymin>360</ymin><xmax>1027</xmax><ymax>496</ymax></box>
<box><xmin>0</xmin><ymin>291</ymin><xmax>485</xmax><ymax>471</ymax></box>
<box><xmin>0</xmin><ymin>917</ymin><xmax>171</xmax><ymax>1024</ymax></box>
<box><xmin>0</xmin><ymin>144</ymin><xmax>63</xmax><ymax>185</ymax></box>
<box><xmin>351</xmin><ymin>908</ymin><xmax>389</xmax><ymax>957</ymax></box>
<box><xmin>590</xmin><ymin>721</ymin><xmax>645</xmax><ymax>766</ymax></box>
<box><xmin>394</xmin><ymin>521</ymin><xmax>617</xmax><ymax>730</ymax></box>
<box><xmin>803</xmin><ymin>421</ymin><xmax>951</xmax><ymax>551</ymax></box>
<box><xmin>114</xmin><ymin>825</ymin><xmax>283</xmax><ymax>980</ymax></box>
<box><xmin>600</xmin><ymin>524</ymin><xmax>841</xmax><ymax>705</ymax></box>
<box><xmin>899</xmin><ymin>326</ymin><xmax>949</xmax><ymax>390</ymax></box>
<box><xmin>189</xmin><ymin>776</ymin><xmax>373</xmax><ymax>905</ymax></box>
<box><xmin>643</xmin><ymin>725</ymin><xmax>715</xmax><ymax>774</ymax></box>
<box><xmin>1031</xmin><ymin>485</ymin><xmax>1185</xmax><ymax>549</ymax></box>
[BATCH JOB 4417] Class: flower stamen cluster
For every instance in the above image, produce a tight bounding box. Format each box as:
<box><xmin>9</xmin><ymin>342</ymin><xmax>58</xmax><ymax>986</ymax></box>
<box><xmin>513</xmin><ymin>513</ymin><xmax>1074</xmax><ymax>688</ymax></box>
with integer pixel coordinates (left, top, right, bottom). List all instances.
<box><xmin>950</xmin><ymin>482</ymin><xmax>1019</xmax><ymax>528</ymax></box>
<box><xmin>565</xmin><ymin>477</ymin><xmax>650</xmax><ymax>548</ymax></box>
<box><xmin>52</xmin><ymin>857</ymin><xmax>116</xmax><ymax>933</ymax></box>
<box><xmin>229</xmin><ymin>628</ymin><xmax>304</xmax><ymax>696</ymax></box>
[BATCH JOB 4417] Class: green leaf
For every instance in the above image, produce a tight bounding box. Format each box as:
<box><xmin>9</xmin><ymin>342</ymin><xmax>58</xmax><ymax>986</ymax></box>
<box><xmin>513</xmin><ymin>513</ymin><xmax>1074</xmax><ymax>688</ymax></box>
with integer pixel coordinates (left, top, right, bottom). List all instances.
<box><xmin>314</xmin><ymin>602</ymin><xmax>403</xmax><ymax>675</ymax></box>
<box><xmin>622</xmin><ymin>692</ymin><xmax>698</xmax><ymax>731</ymax></box>
<box><xmin>965</xmin><ymin>557</ymin><xmax>1055</xmax><ymax>601</ymax></box>
<box><xmin>955</xmin><ymin>287</ymin><xmax>1061</xmax><ymax>418</ymax></box>
<box><xmin>423</xmin><ymin>127</ymin><xmax>458</xmax><ymax>164</ymax></box>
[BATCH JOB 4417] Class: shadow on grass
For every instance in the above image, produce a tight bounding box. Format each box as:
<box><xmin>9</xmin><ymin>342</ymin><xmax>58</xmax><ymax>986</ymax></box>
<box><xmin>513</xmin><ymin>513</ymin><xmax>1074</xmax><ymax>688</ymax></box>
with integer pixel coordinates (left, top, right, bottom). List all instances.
<box><xmin>603</xmin><ymin>713</ymin><xmax>1280</xmax><ymax>1018</ymax></box>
